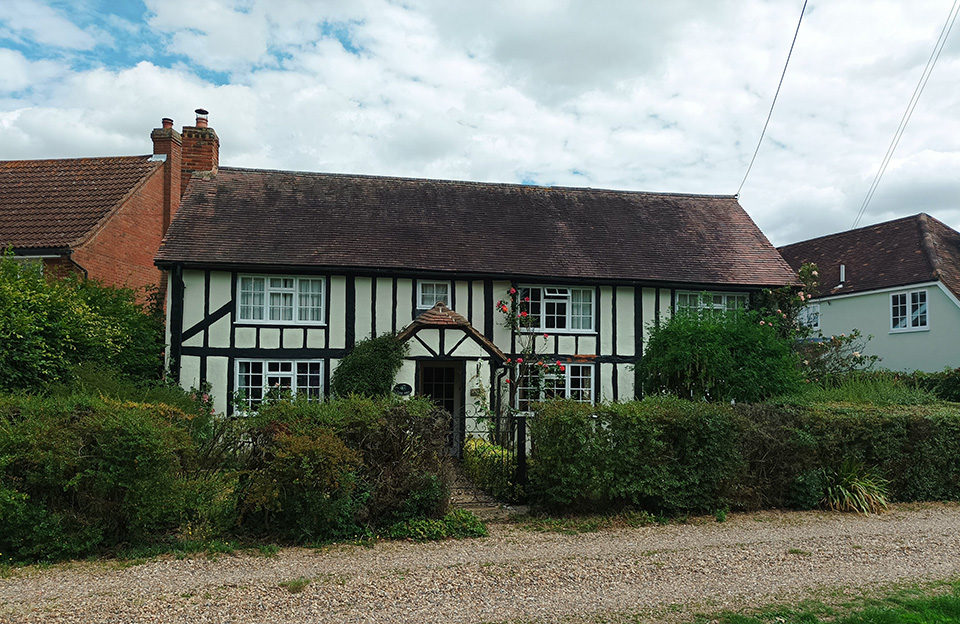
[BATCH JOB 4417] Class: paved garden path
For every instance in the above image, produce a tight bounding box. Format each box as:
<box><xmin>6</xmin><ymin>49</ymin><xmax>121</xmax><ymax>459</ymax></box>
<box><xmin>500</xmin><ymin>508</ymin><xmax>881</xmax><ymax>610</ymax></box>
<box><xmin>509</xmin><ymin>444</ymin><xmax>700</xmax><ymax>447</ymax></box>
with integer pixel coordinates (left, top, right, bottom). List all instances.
<box><xmin>2</xmin><ymin>503</ymin><xmax>959</xmax><ymax>624</ymax></box>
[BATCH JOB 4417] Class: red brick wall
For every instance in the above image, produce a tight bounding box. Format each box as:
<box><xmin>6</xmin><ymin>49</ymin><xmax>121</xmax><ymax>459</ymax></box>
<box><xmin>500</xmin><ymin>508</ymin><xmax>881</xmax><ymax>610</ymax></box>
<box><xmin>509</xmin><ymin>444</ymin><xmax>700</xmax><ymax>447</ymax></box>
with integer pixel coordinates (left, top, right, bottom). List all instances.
<box><xmin>72</xmin><ymin>166</ymin><xmax>167</xmax><ymax>295</ymax></box>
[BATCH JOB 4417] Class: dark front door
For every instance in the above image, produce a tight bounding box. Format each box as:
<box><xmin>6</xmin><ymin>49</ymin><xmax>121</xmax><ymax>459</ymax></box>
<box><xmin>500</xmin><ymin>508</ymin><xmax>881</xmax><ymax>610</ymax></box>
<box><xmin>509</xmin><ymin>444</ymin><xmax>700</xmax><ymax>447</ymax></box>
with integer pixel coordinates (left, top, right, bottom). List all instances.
<box><xmin>418</xmin><ymin>361</ymin><xmax>464</xmax><ymax>456</ymax></box>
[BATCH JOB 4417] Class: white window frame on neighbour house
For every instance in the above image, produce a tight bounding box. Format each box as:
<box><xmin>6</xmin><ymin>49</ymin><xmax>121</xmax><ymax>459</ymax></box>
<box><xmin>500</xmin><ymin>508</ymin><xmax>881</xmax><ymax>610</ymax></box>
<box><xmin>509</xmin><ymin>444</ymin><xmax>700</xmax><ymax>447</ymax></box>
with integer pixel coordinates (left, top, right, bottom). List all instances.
<box><xmin>676</xmin><ymin>291</ymin><xmax>748</xmax><ymax>314</ymax></box>
<box><xmin>518</xmin><ymin>286</ymin><xmax>595</xmax><ymax>332</ymax></box>
<box><xmin>235</xmin><ymin>359</ymin><xmax>324</xmax><ymax>408</ymax></box>
<box><xmin>516</xmin><ymin>363</ymin><xmax>594</xmax><ymax>412</ymax></box>
<box><xmin>417</xmin><ymin>281</ymin><xmax>451</xmax><ymax>309</ymax></box>
<box><xmin>237</xmin><ymin>275</ymin><xmax>325</xmax><ymax>324</ymax></box>
<box><xmin>890</xmin><ymin>289</ymin><xmax>928</xmax><ymax>332</ymax></box>
<box><xmin>798</xmin><ymin>303</ymin><xmax>820</xmax><ymax>330</ymax></box>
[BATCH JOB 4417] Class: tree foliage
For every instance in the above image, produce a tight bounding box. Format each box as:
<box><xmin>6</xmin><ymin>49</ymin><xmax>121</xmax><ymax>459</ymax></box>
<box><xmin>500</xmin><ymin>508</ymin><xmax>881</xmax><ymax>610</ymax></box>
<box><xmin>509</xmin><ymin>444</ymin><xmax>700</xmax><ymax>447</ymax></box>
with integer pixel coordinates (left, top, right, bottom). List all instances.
<box><xmin>0</xmin><ymin>253</ymin><xmax>164</xmax><ymax>391</ymax></box>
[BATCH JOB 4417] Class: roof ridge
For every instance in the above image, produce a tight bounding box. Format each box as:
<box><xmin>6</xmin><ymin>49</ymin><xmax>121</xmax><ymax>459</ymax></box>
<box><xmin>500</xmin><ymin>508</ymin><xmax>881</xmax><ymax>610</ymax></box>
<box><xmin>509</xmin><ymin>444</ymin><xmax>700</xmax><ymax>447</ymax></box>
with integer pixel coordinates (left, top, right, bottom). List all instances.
<box><xmin>215</xmin><ymin>166</ymin><xmax>735</xmax><ymax>200</ymax></box>
<box><xmin>0</xmin><ymin>154</ymin><xmax>152</xmax><ymax>165</ymax></box>
<box><xmin>778</xmin><ymin>213</ymin><xmax>925</xmax><ymax>250</ymax></box>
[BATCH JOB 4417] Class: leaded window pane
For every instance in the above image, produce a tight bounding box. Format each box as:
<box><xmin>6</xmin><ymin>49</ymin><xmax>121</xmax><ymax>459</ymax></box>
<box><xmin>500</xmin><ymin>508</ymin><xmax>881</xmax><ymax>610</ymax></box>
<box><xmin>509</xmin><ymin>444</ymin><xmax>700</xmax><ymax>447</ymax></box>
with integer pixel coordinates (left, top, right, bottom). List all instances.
<box><xmin>892</xmin><ymin>293</ymin><xmax>908</xmax><ymax>329</ymax></box>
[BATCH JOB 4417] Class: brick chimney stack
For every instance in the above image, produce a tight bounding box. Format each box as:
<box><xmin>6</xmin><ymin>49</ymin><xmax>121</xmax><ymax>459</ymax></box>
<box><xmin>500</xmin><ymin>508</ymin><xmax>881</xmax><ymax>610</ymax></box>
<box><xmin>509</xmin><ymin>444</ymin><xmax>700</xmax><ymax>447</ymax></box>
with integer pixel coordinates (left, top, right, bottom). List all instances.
<box><xmin>180</xmin><ymin>108</ymin><xmax>219</xmax><ymax>195</ymax></box>
<box><xmin>150</xmin><ymin>117</ymin><xmax>183</xmax><ymax>236</ymax></box>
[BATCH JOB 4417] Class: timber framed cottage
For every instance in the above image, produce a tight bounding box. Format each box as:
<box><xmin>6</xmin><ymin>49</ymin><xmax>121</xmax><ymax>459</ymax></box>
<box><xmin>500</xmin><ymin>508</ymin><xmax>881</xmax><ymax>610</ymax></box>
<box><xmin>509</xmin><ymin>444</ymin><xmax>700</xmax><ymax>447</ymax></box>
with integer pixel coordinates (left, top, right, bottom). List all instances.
<box><xmin>155</xmin><ymin>115</ymin><xmax>797</xmax><ymax>448</ymax></box>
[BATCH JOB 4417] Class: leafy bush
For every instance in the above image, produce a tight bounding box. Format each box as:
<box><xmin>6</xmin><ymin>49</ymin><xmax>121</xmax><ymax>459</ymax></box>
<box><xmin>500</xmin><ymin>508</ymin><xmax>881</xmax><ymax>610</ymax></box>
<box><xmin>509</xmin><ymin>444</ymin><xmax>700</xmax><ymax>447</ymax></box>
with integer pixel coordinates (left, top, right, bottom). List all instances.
<box><xmin>388</xmin><ymin>509</ymin><xmax>487</xmax><ymax>541</ymax></box>
<box><xmin>330</xmin><ymin>334</ymin><xmax>408</xmax><ymax>397</ymax></box>
<box><xmin>529</xmin><ymin>398</ymin><xmax>742</xmax><ymax>514</ymax></box>
<box><xmin>462</xmin><ymin>437</ymin><xmax>524</xmax><ymax>503</ymax></box>
<box><xmin>0</xmin><ymin>254</ymin><xmax>164</xmax><ymax>392</ymax></box>
<box><xmin>528</xmin><ymin>398</ymin><xmax>960</xmax><ymax>514</ymax></box>
<box><xmin>0</xmin><ymin>395</ymin><xmax>193</xmax><ymax>561</ymax></box>
<box><xmin>891</xmin><ymin>368</ymin><xmax>960</xmax><ymax>403</ymax></box>
<box><xmin>239</xmin><ymin>396</ymin><xmax>452</xmax><ymax>532</ymax></box>
<box><xmin>0</xmin><ymin>394</ymin><xmax>456</xmax><ymax>562</ymax></box>
<box><xmin>796</xmin><ymin>329</ymin><xmax>880</xmax><ymax>385</ymax></box>
<box><xmin>639</xmin><ymin>309</ymin><xmax>802</xmax><ymax>403</ymax></box>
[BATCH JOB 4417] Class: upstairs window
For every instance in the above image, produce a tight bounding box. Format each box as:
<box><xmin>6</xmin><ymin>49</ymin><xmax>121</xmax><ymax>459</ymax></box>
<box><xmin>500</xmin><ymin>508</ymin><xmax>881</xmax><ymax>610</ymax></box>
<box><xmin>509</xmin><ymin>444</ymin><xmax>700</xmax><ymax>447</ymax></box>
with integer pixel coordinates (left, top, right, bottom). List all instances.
<box><xmin>236</xmin><ymin>359</ymin><xmax>324</xmax><ymax>408</ymax></box>
<box><xmin>891</xmin><ymin>290</ymin><xmax>928</xmax><ymax>331</ymax></box>
<box><xmin>516</xmin><ymin>363</ymin><xmax>594</xmax><ymax>411</ymax></box>
<box><xmin>238</xmin><ymin>275</ymin><xmax>325</xmax><ymax>324</ymax></box>
<box><xmin>676</xmin><ymin>291</ymin><xmax>748</xmax><ymax>315</ymax></box>
<box><xmin>417</xmin><ymin>281</ymin><xmax>451</xmax><ymax>309</ymax></box>
<box><xmin>798</xmin><ymin>303</ymin><xmax>820</xmax><ymax>330</ymax></box>
<box><xmin>519</xmin><ymin>286</ymin><xmax>594</xmax><ymax>332</ymax></box>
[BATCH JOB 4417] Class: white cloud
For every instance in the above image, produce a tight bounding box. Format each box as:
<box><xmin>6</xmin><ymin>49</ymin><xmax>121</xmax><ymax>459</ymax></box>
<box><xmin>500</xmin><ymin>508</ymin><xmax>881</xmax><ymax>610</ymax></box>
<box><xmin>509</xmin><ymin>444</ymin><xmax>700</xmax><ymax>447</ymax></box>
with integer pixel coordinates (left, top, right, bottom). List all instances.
<box><xmin>0</xmin><ymin>0</ymin><xmax>101</xmax><ymax>50</ymax></box>
<box><xmin>1</xmin><ymin>0</ymin><xmax>959</xmax><ymax>245</ymax></box>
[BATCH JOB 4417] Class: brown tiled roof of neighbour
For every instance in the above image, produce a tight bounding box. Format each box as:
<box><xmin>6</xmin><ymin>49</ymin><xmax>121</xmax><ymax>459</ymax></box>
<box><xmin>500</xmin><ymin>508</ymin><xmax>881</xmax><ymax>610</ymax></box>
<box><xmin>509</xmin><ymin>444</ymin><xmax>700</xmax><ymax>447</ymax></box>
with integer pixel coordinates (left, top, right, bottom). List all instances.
<box><xmin>0</xmin><ymin>156</ymin><xmax>161</xmax><ymax>250</ymax></box>
<box><xmin>778</xmin><ymin>213</ymin><xmax>960</xmax><ymax>300</ymax></box>
<box><xmin>157</xmin><ymin>167</ymin><xmax>797</xmax><ymax>287</ymax></box>
<box><xmin>397</xmin><ymin>302</ymin><xmax>506</xmax><ymax>361</ymax></box>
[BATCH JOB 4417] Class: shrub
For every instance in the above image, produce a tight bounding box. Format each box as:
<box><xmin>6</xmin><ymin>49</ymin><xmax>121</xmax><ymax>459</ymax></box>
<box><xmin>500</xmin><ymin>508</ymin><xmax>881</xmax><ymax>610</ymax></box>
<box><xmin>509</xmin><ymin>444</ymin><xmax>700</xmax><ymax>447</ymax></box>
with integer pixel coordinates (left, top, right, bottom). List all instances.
<box><xmin>238</xmin><ymin>421</ymin><xmax>365</xmax><ymax>540</ymax></box>
<box><xmin>528</xmin><ymin>398</ymin><xmax>742</xmax><ymax>514</ymax></box>
<box><xmin>0</xmin><ymin>254</ymin><xmax>164</xmax><ymax>392</ymax></box>
<box><xmin>239</xmin><ymin>396</ymin><xmax>452</xmax><ymax>532</ymax></box>
<box><xmin>639</xmin><ymin>309</ymin><xmax>802</xmax><ymax>403</ymax></box>
<box><xmin>462</xmin><ymin>437</ymin><xmax>524</xmax><ymax>503</ymax></box>
<box><xmin>388</xmin><ymin>509</ymin><xmax>487</xmax><ymax>541</ymax></box>
<box><xmin>528</xmin><ymin>399</ymin><xmax>960</xmax><ymax>515</ymax></box>
<box><xmin>0</xmin><ymin>395</ymin><xmax>192</xmax><ymax>561</ymax></box>
<box><xmin>329</xmin><ymin>334</ymin><xmax>408</xmax><ymax>397</ymax></box>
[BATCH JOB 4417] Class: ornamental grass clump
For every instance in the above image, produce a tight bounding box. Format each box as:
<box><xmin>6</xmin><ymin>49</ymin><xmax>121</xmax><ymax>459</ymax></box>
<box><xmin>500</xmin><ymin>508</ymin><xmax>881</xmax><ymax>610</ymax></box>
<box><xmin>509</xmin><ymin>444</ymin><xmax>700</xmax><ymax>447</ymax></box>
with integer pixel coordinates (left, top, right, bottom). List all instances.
<box><xmin>821</xmin><ymin>459</ymin><xmax>890</xmax><ymax>514</ymax></box>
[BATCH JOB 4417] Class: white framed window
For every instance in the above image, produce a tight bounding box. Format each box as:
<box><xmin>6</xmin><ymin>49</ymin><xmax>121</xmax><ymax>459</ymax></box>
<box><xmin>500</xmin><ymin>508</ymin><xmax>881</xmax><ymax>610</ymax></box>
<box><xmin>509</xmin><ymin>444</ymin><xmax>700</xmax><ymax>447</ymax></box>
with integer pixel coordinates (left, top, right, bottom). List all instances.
<box><xmin>238</xmin><ymin>275</ymin><xmax>325</xmax><ymax>324</ymax></box>
<box><xmin>676</xmin><ymin>291</ymin><xmax>748</xmax><ymax>314</ymax></box>
<box><xmin>891</xmin><ymin>290</ymin><xmax>928</xmax><ymax>331</ymax></box>
<box><xmin>417</xmin><ymin>281</ymin><xmax>451</xmax><ymax>309</ymax></box>
<box><xmin>516</xmin><ymin>363</ymin><xmax>594</xmax><ymax>411</ymax></box>
<box><xmin>519</xmin><ymin>286</ymin><xmax>594</xmax><ymax>332</ymax></box>
<box><xmin>236</xmin><ymin>359</ymin><xmax>324</xmax><ymax>408</ymax></box>
<box><xmin>798</xmin><ymin>303</ymin><xmax>820</xmax><ymax>330</ymax></box>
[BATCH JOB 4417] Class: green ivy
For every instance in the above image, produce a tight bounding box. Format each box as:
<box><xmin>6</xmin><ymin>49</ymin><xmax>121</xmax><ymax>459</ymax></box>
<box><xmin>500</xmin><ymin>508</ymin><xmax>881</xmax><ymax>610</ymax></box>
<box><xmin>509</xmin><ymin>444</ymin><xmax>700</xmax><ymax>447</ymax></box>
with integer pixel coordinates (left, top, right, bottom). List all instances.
<box><xmin>329</xmin><ymin>334</ymin><xmax>408</xmax><ymax>397</ymax></box>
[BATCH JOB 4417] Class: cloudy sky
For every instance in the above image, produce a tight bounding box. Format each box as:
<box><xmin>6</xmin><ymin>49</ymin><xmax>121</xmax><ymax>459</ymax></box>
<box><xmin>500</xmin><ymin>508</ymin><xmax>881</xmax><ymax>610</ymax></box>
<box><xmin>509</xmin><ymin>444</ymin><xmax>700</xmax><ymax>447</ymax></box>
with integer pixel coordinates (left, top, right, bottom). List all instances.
<box><xmin>1</xmin><ymin>0</ymin><xmax>959</xmax><ymax>246</ymax></box>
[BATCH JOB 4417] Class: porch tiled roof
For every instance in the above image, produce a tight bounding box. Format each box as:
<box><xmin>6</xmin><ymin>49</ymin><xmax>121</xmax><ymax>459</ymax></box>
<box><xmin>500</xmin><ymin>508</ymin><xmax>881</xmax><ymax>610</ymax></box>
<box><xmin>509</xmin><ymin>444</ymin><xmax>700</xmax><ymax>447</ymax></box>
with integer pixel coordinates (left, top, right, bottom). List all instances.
<box><xmin>398</xmin><ymin>302</ymin><xmax>506</xmax><ymax>361</ymax></box>
<box><xmin>0</xmin><ymin>155</ymin><xmax>160</xmax><ymax>249</ymax></box>
<box><xmin>778</xmin><ymin>214</ymin><xmax>960</xmax><ymax>300</ymax></box>
<box><xmin>157</xmin><ymin>167</ymin><xmax>797</xmax><ymax>288</ymax></box>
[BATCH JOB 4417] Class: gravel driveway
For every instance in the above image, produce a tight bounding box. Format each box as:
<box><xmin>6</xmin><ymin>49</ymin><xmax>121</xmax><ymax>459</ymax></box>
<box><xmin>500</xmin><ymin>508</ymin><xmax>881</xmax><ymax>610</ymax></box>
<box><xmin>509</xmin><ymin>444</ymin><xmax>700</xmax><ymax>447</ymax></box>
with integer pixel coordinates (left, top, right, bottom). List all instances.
<box><xmin>2</xmin><ymin>503</ymin><xmax>959</xmax><ymax>624</ymax></box>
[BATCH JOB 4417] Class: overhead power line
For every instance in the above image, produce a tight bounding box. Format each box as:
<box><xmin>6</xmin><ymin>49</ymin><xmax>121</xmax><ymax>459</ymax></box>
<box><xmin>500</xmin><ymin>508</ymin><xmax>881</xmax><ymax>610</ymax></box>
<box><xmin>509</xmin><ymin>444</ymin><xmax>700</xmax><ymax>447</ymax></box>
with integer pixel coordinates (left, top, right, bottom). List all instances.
<box><xmin>851</xmin><ymin>0</ymin><xmax>960</xmax><ymax>229</ymax></box>
<box><xmin>736</xmin><ymin>0</ymin><xmax>808</xmax><ymax>198</ymax></box>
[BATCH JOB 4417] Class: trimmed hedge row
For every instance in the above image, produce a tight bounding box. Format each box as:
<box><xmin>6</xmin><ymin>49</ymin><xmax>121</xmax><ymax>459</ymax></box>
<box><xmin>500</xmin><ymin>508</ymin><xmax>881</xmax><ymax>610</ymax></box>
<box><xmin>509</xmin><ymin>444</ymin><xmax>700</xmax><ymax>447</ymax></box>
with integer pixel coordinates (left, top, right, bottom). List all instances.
<box><xmin>0</xmin><ymin>394</ymin><xmax>453</xmax><ymax>562</ymax></box>
<box><xmin>528</xmin><ymin>397</ymin><xmax>960</xmax><ymax>513</ymax></box>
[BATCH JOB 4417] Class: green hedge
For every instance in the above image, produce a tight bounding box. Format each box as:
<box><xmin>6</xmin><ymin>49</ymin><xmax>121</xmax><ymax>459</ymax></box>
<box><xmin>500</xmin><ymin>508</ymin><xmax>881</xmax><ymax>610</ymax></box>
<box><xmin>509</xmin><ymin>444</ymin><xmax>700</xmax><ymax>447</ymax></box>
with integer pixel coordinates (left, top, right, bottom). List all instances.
<box><xmin>528</xmin><ymin>398</ymin><xmax>960</xmax><ymax>514</ymax></box>
<box><xmin>529</xmin><ymin>398</ymin><xmax>741</xmax><ymax>513</ymax></box>
<box><xmin>0</xmin><ymin>395</ymin><xmax>455</xmax><ymax>562</ymax></box>
<box><xmin>462</xmin><ymin>437</ymin><xmax>524</xmax><ymax>503</ymax></box>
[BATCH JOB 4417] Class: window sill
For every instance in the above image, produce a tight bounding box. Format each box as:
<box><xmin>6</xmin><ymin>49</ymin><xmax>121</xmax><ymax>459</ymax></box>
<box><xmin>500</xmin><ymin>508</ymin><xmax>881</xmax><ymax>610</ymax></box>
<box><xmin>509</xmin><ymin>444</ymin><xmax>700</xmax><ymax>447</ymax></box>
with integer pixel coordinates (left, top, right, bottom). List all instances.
<box><xmin>519</xmin><ymin>329</ymin><xmax>597</xmax><ymax>336</ymax></box>
<box><xmin>235</xmin><ymin>320</ymin><xmax>327</xmax><ymax>328</ymax></box>
<box><xmin>889</xmin><ymin>327</ymin><xmax>930</xmax><ymax>334</ymax></box>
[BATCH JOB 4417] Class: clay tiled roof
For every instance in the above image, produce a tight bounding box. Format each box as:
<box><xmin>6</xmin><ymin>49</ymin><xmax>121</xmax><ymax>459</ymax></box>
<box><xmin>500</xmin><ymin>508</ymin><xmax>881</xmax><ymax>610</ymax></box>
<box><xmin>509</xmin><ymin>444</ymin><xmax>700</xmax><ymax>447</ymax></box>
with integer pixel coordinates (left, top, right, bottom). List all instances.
<box><xmin>397</xmin><ymin>302</ymin><xmax>506</xmax><ymax>361</ymax></box>
<box><xmin>778</xmin><ymin>214</ymin><xmax>960</xmax><ymax>300</ymax></box>
<box><xmin>408</xmin><ymin>301</ymin><xmax>469</xmax><ymax>327</ymax></box>
<box><xmin>157</xmin><ymin>167</ymin><xmax>797</xmax><ymax>287</ymax></box>
<box><xmin>0</xmin><ymin>156</ymin><xmax>161</xmax><ymax>250</ymax></box>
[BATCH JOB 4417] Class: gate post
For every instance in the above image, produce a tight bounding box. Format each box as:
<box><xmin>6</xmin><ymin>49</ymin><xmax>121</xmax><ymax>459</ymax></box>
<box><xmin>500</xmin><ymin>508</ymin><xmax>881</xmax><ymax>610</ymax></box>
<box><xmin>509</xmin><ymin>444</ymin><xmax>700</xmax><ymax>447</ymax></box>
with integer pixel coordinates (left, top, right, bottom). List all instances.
<box><xmin>516</xmin><ymin>412</ymin><xmax>527</xmax><ymax>487</ymax></box>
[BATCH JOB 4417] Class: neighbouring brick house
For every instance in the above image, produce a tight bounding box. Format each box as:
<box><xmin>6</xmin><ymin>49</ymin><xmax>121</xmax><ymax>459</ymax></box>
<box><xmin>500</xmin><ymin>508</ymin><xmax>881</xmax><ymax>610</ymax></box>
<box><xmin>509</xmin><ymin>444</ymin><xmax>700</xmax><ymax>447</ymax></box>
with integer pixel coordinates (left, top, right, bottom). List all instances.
<box><xmin>779</xmin><ymin>214</ymin><xmax>960</xmax><ymax>372</ymax></box>
<box><xmin>0</xmin><ymin>110</ymin><xmax>219</xmax><ymax>295</ymax></box>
